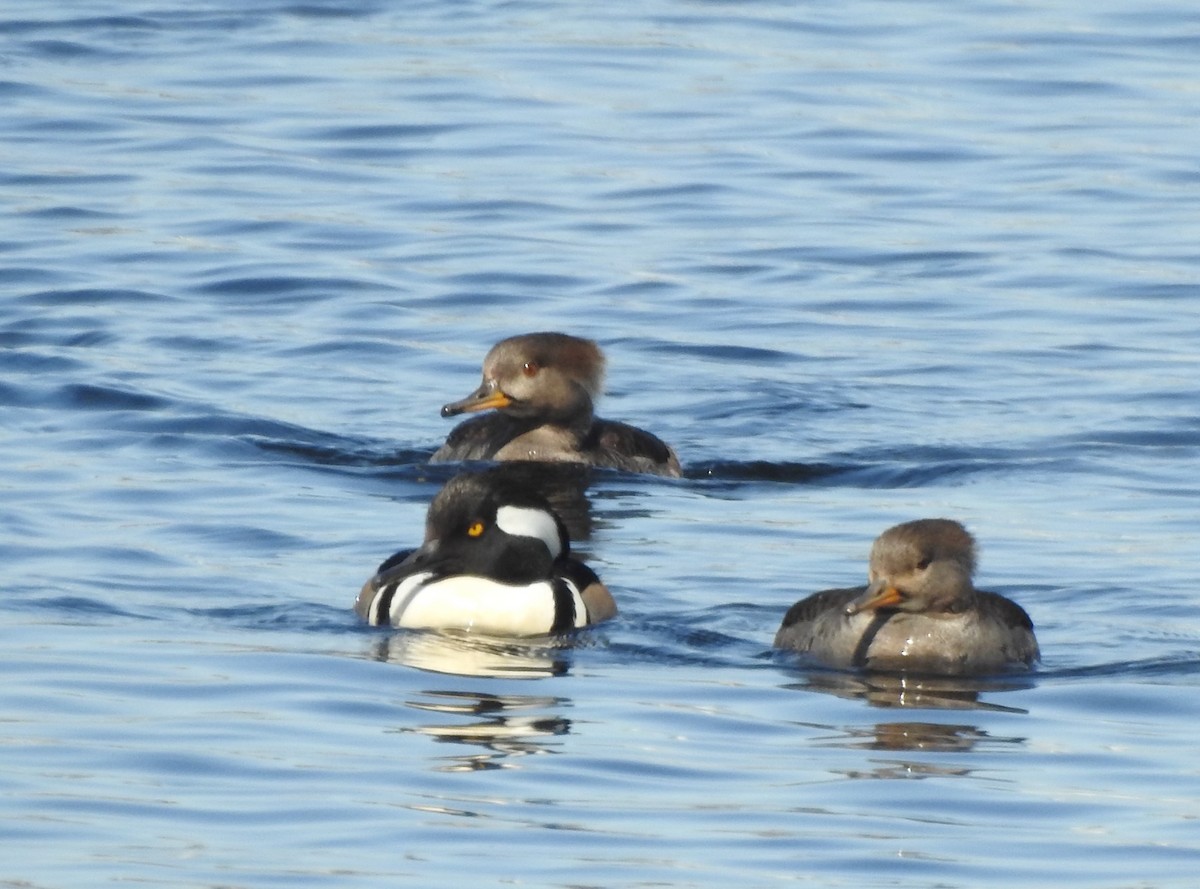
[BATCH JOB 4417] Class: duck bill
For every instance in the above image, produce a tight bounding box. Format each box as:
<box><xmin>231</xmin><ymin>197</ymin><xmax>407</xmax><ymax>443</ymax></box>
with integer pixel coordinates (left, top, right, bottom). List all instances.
<box><xmin>845</xmin><ymin>583</ymin><xmax>903</xmax><ymax>615</ymax></box>
<box><xmin>441</xmin><ymin>380</ymin><xmax>512</xmax><ymax>417</ymax></box>
<box><xmin>372</xmin><ymin>540</ymin><xmax>439</xmax><ymax>583</ymax></box>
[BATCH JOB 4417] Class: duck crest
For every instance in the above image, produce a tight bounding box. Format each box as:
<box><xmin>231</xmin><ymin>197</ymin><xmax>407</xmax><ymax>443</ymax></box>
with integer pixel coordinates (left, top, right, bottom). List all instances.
<box><xmin>491</xmin><ymin>331</ymin><xmax>605</xmax><ymax>403</ymax></box>
<box><xmin>495</xmin><ymin>503</ymin><xmax>565</xmax><ymax>560</ymax></box>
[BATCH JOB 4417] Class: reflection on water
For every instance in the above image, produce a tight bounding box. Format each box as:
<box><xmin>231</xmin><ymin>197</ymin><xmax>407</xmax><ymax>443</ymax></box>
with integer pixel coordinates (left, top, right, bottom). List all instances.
<box><xmin>784</xmin><ymin>673</ymin><xmax>1032</xmax><ymax>779</ymax></box>
<box><xmin>367</xmin><ymin>630</ymin><xmax>571</xmax><ymax>678</ymax></box>
<box><xmin>786</xmin><ymin>718</ymin><xmax>1028</xmax><ymax>780</ymax></box>
<box><xmin>823</xmin><ymin>717</ymin><xmax>1028</xmax><ymax>780</ymax></box>
<box><xmin>398</xmin><ymin>689</ymin><xmax>571</xmax><ymax>772</ymax></box>
<box><xmin>834</xmin><ymin>758</ymin><xmax>975</xmax><ymax>781</ymax></box>
<box><xmin>818</xmin><ymin>718</ymin><xmax>1026</xmax><ymax>753</ymax></box>
<box><xmin>8</xmin><ymin>0</ymin><xmax>1198</xmax><ymax>882</ymax></box>
<box><xmin>789</xmin><ymin>670</ymin><xmax>1035</xmax><ymax>713</ymax></box>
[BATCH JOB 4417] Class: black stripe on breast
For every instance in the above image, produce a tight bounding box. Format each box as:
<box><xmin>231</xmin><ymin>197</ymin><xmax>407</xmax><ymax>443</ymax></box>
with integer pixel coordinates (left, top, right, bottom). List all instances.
<box><xmin>550</xmin><ymin>578</ymin><xmax>577</xmax><ymax>634</ymax></box>
<box><xmin>851</xmin><ymin>611</ymin><xmax>894</xmax><ymax>669</ymax></box>
<box><xmin>371</xmin><ymin>581</ymin><xmax>399</xmax><ymax>626</ymax></box>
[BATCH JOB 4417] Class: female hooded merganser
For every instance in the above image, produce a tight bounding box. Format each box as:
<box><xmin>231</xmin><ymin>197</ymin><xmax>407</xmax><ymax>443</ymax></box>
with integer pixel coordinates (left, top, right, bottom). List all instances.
<box><xmin>355</xmin><ymin>470</ymin><xmax>617</xmax><ymax>636</ymax></box>
<box><xmin>431</xmin><ymin>332</ymin><xmax>682</xmax><ymax>477</ymax></box>
<box><xmin>774</xmin><ymin>519</ymin><xmax>1039</xmax><ymax>676</ymax></box>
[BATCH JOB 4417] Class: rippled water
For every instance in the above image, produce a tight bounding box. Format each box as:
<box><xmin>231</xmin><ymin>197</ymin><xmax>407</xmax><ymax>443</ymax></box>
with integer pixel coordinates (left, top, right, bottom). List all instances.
<box><xmin>4</xmin><ymin>1</ymin><xmax>1200</xmax><ymax>886</ymax></box>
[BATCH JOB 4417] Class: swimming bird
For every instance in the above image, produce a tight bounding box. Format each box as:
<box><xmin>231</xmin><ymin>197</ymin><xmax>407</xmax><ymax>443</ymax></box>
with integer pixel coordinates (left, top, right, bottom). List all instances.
<box><xmin>774</xmin><ymin>519</ymin><xmax>1038</xmax><ymax>675</ymax></box>
<box><xmin>356</xmin><ymin>470</ymin><xmax>617</xmax><ymax>636</ymax></box>
<box><xmin>431</xmin><ymin>332</ymin><xmax>682</xmax><ymax>477</ymax></box>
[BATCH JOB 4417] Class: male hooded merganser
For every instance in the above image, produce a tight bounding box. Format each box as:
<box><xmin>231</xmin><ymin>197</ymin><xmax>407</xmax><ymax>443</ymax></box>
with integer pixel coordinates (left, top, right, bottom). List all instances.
<box><xmin>774</xmin><ymin>519</ymin><xmax>1039</xmax><ymax>675</ymax></box>
<box><xmin>431</xmin><ymin>332</ymin><xmax>682</xmax><ymax>477</ymax></box>
<box><xmin>355</xmin><ymin>470</ymin><xmax>617</xmax><ymax>636</ymax></box>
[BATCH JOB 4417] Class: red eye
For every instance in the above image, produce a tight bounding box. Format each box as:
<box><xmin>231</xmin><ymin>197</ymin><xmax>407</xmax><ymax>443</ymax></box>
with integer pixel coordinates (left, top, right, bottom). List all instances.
<box><xmin>522</xmin><ymin>361</ymin><xmax>539</xmax><ymax>377</ymax></box>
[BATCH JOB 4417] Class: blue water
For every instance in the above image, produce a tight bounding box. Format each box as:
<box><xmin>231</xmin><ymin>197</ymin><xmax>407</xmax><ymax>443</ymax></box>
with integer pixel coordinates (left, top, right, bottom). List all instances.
<box><xmin>4</xmin><ymin>0</ymin><xmax>1200</xmax><ymax>886</ymax></box>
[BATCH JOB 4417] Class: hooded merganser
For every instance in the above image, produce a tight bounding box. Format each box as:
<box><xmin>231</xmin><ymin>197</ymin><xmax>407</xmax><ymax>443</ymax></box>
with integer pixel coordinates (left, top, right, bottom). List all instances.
<box><xmin>774</xmin><ymin>519</ymin><xmax>1039</xmax><ymax>675</ymax></box>
<box><xmin>355</xmin><ymin>470</ymin><xmax>617</xmax><ymax>636</ymax></box>
<box><xmin>431</xmin><ymin>332</ymin><xmax>682</xmax><ymax>477</ymax></box>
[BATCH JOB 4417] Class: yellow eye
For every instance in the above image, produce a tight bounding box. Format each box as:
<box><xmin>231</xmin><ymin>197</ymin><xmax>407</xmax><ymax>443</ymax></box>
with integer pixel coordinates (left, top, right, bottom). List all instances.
<box><xmin>467</xmin><ymin>521</ymin><xmax>485</xmax><ymax>538</ymax></box>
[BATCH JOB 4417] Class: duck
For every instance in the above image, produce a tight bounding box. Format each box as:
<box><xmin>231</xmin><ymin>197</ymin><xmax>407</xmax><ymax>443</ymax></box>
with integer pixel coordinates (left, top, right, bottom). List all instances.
<box><xmin>774</xmin><ymin>519</ymin><xmax>1039</xmax><ymax>676</ymax></box>
<box><xmin>431</xmin><ymin>332</ymin><xmax>682</xmax><ymax>477</ymax></box>
<box><xmin>355</xmin><ymin>470</ymin><xmax>617</xmax><ymax>636</ymax></box>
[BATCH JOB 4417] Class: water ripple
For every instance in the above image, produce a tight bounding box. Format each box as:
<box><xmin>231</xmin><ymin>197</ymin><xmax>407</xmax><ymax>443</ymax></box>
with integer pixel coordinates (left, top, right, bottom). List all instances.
<box><xmin>4</xmin><ymin>2</ymin><xmax>1199</xmax><ymax>886</ymax></box>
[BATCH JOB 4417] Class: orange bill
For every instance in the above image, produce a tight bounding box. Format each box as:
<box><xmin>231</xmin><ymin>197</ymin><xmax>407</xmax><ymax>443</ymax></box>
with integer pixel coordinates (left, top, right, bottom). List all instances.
<box><xmin>441</xmin><ymin>381</ymin><xmax>512</xmax><ymax>417</ymax></box>
<box><xmin>845</xmin><ymin>584</ymin><xmax>903</xmax><ymax>615</ymax></box>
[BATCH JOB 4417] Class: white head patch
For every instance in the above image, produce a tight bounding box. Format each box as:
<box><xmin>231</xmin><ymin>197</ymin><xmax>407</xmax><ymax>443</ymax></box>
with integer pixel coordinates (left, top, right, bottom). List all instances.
<box><xmin>495</xmin><ymin>505</ymin><xmax>563</xmax><ymax>559</ymax></box>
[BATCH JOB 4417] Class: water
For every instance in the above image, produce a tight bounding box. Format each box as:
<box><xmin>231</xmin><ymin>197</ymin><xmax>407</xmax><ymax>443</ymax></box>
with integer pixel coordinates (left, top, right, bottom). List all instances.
<box><xmin>4</xmin><ymin>0</ymin><xmax>1200</xmax><ymax>886</ymax></box>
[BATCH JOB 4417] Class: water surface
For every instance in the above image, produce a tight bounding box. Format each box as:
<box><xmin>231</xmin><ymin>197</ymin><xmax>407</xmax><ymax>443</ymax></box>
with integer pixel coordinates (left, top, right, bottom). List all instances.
<box><xmin>3</xmin><ymin>1</ymin><xmax>1200</xmax><ymax>886</ymax></box>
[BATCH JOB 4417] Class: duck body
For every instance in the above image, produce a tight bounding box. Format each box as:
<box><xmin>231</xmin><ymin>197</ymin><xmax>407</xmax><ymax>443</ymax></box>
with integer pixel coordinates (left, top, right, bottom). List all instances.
<box><xmin>774</xmin><ymin>519</ymin><xmax>1038</xmax><ymax>676</ymax></box>
<box><xmin>360</xmin><ymin>555</ymin><xmax>601</xmax><ymax>636</ymax></box>
<box><xmin>434</xmin><ymin>412</ymin><xmax>680</xmax><ymax>475</ymax></box>
<box><xmin>356</xmin><ymin>471</ymin><xmax>616</xmax><ymax>636</ymax></box>
<box><xmin>431</xmin><ymin>332</ymin><xmax>681</xmax><ymax>477</ymax></box>
<box><xmin>775</xmin><ymin>585</ymin><xmax>1038</xmax><ymax>675</ymax></box>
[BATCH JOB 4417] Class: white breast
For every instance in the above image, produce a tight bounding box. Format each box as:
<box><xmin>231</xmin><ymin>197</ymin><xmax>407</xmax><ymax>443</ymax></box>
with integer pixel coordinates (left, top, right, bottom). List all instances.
<box><xmin>380</xmin><ymin>572</ymin><xmax>587</xmax><ymax>636</ymax></box>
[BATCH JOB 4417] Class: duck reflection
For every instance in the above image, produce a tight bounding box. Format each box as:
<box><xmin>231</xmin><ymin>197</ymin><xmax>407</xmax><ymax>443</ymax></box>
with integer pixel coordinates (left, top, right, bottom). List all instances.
<box><xmin>818</xmin><ymin>721</ymin><xmax>1028</xmax><ymax>779</ymax></box>
<box><xmin>821</xmin><ymin>720</ymin><xmax>1018</xmax><ymax>754</ymax></box>
<box><xmin>398</xmin><ymin>689</ymin><xmax>572</xmax><ymax>772</ymax></box>
<box><xmin>782</xmin><ymin>672</ymin><xmax>1031</xmax><ymax>779</ymax></box>
<box><xmin>368</xmin><ymin>630</ymin><xmax>571</xmax><ymax>679</ymax></box>
<box><xmin>835</xmin><ymin>758</ymin><xmax>974</xmax><ymax>780</ymax></box>
<box><xmin>787</xmin><ymin>669</ymin><xmax>1034</xmax><ymax>712</ymax></box>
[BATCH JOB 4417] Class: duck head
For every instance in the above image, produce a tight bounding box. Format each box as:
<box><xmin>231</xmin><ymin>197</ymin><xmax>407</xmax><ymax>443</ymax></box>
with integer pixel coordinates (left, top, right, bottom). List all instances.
<box><xmin>381</xmin><ymin>471</ymin><xmax>570</xmax><ymax>587</ymax></box>
<box><xmin>846</xmin><ymin>518</ymin><xmax>978</xmax><ymax>616</ymax></box>
<box><xmin>441</xmin><ymin>332</ymin><xmax>605</xmax><ymax>423</ymax></box>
